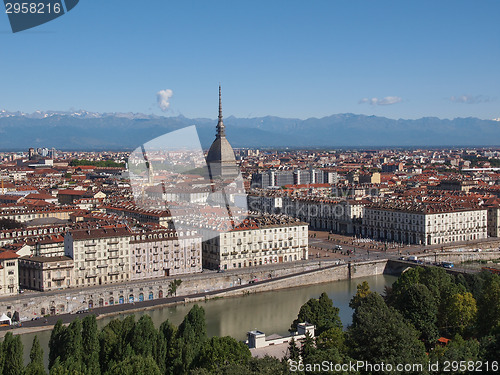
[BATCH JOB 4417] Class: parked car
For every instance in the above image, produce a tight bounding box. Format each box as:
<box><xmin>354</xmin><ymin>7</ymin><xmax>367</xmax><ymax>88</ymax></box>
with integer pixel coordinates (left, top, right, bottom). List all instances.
<box><xmin>441</xmin><ymin>262</ymin><xmax>454</xmax><ymax>268</ymax></box>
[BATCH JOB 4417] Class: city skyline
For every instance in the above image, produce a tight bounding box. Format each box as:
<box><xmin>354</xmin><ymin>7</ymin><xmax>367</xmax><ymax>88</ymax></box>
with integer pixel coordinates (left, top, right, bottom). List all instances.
<box><xmin>0</xmin><ymin>1</ymin><xmax>499</xmax><ymax>121</ymax></box>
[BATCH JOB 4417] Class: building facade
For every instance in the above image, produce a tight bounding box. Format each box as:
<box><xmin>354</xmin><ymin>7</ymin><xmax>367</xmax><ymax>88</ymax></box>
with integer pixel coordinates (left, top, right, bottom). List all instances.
<box><xmin>362</xmin><ymin>205</ymin><xmax>487</xmax><ymax>245</ymax></box>
<box><xmin>64</xmin><ymin>226</ymin><xmax>132</xmax><ymax>287</ymax></box>
<box><xmin>202</xmin><ymin>216</ymin><xmax>308</xmax><ymax>270</ymax></box>
<box><xmin>129</xmin><ymin>229</ymin><xmax>202</xmax><ymax>279</ymax></box>
<box><xmin>19</xmin><ymin>255</ymin><xmax>74</xmax><ymax>291</ymax></box>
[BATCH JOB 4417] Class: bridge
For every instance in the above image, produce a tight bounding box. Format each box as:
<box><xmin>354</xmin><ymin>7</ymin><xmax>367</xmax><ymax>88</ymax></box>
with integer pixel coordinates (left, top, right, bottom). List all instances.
<box><xmin>385</xmin><ymin>259</ymin><xmax>478</xmax><ymax>276</ymax></box>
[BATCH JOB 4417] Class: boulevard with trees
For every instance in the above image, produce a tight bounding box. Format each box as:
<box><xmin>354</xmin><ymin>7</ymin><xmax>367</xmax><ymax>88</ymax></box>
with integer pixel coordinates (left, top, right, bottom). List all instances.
<box><xmin>1</xmin><ymin>268</ymin><xmax>499</xmax><ymax>374</ymax></box>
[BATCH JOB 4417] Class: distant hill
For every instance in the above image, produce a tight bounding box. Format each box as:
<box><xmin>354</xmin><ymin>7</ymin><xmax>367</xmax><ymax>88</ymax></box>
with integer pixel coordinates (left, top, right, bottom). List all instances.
<box><xmin>1</xmin><ymin>110</ymin><xmax>499</xmax><ymax>150</ymax></box>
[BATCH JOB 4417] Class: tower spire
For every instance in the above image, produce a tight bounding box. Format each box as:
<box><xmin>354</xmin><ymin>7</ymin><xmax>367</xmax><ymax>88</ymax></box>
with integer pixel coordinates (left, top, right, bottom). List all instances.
<box><xmin>216</xmin><ymin>84</ymin><xmax>226</xmax><ymax>138</ymax></box>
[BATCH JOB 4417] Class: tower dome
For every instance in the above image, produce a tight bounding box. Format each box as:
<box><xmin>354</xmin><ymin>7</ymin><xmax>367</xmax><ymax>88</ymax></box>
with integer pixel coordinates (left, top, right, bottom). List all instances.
<box><xmin>206</xmin><ymin>86</ymin><xmax>239</xmax><ymax>180</ymax></box>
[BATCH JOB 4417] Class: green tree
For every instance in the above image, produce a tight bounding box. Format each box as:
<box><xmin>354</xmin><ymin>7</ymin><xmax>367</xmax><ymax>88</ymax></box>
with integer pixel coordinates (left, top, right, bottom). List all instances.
<box><xmin>158</xmin><ymin>319</ymin><xmax>178</xmax><ymax>375</ymax></box>
<box><xmin>347</xmin><ymin>292</ymin><xmax>427</xmax><ymax>369</ymax></box>
<box><xmin>349</xmin><ymin>281</ymin><xmax>372</xmax><ymax>310</ymax></box>
<box><xmin>287</xmin><ymin>337</ymin><xmax>300</xmax><ymax>361</ymax></box>
<box><xmin>195</xmin><ymin>336</ymin><xmax>251</xmax><ymax>372</ymax></box>
<box><xmin>49</xmin><ymin>320</ymin><xmax>66</xmax><ymax>368</ymax></box>
<box><xmin>82</xmin><ymin>315</ymin><xmax>100</xmax><ymax>375</ymax></box>
<box><xmin>291</xmin><ymin>292</ymin><xmax>342</xmax><ymax>335</ymax></box>
<box><xmin>25</xmin><ymin>336</ymin><xmax>46</xmax><ymax>375</ymax></box>
<box><xmin>477</xmin><ymin>274</ymin><xmax>500</xmax><ymax>335</ymax></box>
<box><xmin>2</xmin><ymin>332</ymin><xmax>24</xmax><ymax>375</ymax></box>
<box><xmin>168</xmin><ymin>279</ymin><xmax>182</xmax><ymax>297</ymax></box>
<box><xmin>104</xmin><ymin>355</ymin><xmax>161</xmax><ymax>375</ymax></box>
<box><xmin>429</xmin><ymin>334</ymin><xmax>480</xmax><ymax>374</ymax></box>
<box><xmin>444</xmin><ymin>292</ymin><xmax>477</xmax><ymax>336</ymax></box>
<box><xmin>174</xmin><ymin>305</ymin><xmax>207</xmax><ymax>374</ymax></box>
<box><xmin>130</xmin><ymin>315</ymin><xmax>157</xmax><ymax>357</ymax></box>
<box><xmin>65</xmin><ymin>318</ymin><xmax>84</xmax><ymax>372</ymax></box>
<box><xmin>394</xmin><ymin>283</ymin><xmax>439</xmax><ymax>345</ymax></box>
<box><xmin>316</xmin><ymin>326</ymin><xmax>346</xmax><ymax>353</ymax></box>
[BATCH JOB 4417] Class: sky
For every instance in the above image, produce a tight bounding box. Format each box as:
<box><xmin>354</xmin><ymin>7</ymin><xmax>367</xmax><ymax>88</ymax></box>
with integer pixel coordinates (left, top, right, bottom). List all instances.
<box><xmin>0</xmin><ymin>0</ymin><xmax>499</xmax><ymax>120</ymax></box>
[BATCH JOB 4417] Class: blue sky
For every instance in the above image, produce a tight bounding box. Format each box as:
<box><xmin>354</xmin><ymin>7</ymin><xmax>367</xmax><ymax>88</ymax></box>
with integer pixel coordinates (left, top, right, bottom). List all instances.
<box><xmin>0</xmin><ymin>0</ymin><xmax>499</xmax><ymax>120</ymax></box>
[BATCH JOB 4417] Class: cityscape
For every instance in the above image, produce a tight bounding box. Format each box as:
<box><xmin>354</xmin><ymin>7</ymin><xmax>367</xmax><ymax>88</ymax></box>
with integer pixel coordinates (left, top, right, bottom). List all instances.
<box><xmin>1</xmin><ymin>1</ymin><xmax>500</xmax><ymax>374</ymax></box>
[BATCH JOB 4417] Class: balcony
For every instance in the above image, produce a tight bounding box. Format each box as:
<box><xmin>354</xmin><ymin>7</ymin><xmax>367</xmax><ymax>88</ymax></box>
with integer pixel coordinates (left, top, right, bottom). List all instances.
<box><xmin>108</xmin><ymin>255</ymin><xmax>119</xmax><ymax>260</ymax></box>
<box><xmin>108</xmin><ymin>271</ymin><xmax>119</xmax><ymax>276</ymax></box>
<box><xmin>109</xmin><ymin>248</ymin><xmax>119</xmax><ymax>252</ymax></box>
<box><xmin>85</xmin><ymin>274</ymin><xmax>97</xmax><ymax>279</ymax></box>
<box><xmin>97</xmin><ymin>265</ymin><xmax>107</xmax><ymax>269</ymax></box>
<box><xmin>52</xmin><ymin>276</ymin><xmax>65</xmax><ymax>281</ymax></box>
<box><xmin>85</xmin><ymin>249</ymin><xmax>97</xmax><ymax>254</ymax></box>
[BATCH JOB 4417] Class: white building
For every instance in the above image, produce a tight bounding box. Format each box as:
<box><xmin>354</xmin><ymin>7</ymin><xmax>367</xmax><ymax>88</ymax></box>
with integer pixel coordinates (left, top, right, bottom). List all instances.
<box><xmin>129</xmin><ymin>229</ymin><xmax>202</xmax><ymax>279</ymax></box>
<box><xmin>362</xmin><ymin>199</ymin><xmax>487</xmax><ymax>245</ymax></box>
<box><xmin>64</xmin><ymin>226</ymin><xmax>132</xmax><ymax>287</ymax></box>
<box><xmin>0</xmin><ymin>250</ymin><xmax>19</xmax><ymax>296</ymax></box>
<box><xmin>201</xmin><ymin>215</ymin><xmax>308</xmax><ymax>271</ymax></box>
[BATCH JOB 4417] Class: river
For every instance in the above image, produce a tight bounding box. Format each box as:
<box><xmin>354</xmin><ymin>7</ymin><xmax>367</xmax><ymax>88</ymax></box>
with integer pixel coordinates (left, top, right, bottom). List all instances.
<box><xmin>18</xmin><ymin>274</ymin><xmax>397</xmax><ymax>367</ymax></box>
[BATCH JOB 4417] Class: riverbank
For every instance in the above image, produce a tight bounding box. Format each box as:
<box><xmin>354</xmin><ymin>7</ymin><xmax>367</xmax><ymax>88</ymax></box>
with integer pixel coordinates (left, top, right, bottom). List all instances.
<box><xmin>2</xmin><ymin>258</ymin><xmax>388</xmax><ymax>338</ymax></box>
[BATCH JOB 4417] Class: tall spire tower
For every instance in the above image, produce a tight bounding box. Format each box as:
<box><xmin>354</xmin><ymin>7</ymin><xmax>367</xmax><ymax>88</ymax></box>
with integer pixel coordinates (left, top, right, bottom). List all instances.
<box><xmin>216</xmin><ymin>84</ymin><xmax>226</xmax><ymax>138</ymax></box>
<box><xmin>206</xmin><ymin>85</ymin><xmax>238</xmax><ymax>180</ymax></box>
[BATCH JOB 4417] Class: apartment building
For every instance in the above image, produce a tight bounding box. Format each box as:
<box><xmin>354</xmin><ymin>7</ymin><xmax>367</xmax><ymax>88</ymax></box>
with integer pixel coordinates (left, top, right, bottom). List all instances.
<box><xmin>129</xmin><ymin>229</ymin><xmax>202</xmax><ymax>279</ymax></box>
<box><xmin>18</xmin><ymin>255</ymin><xmax>74</xmax><ymax>291</ymax></box>
<box><xmin>0</xmin><ymin>250</ymin><xmax>19</xmax><ymax>296</ymax></box>
<box><xmin>202</xmin><ymin>215</ymin><xmax>308</xmax><ymax>271</ymax></box>
<box><xmin>362</xmin><ymin>199</ymin><xmax>487</xmax><ymax>245</ymax></box>
<box><xmin>64</xmin><ymin>226</ymin><xmax>132</xmax><ymax>287</ymax></box>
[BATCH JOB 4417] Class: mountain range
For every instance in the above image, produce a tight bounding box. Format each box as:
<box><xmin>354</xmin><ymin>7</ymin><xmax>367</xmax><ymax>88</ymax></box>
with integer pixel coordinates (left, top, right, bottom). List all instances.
<box><xmin>1</xmin><ymin>110</ymin><xmax>499</xmax><ymax>150</ymax></box>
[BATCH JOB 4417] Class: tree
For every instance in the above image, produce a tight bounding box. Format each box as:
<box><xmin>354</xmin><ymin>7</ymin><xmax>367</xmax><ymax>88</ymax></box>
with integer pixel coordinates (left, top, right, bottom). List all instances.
<box><xmin>316</xmin><ymin>326</ymin><xmax>346</xmax><ymax>353</ymax></box>
<box><xmin>82</xmin><ymin>315</ymin><xmax>100</xmax><ymax>375</ymax></box>
<box><xmin>25</xmin><ymin>336</ymin><xmax>46</xmax><ymax>375</ymax></box>
<box><xmin>394</xmin><ymin>283</ymin><xmax>439</xmax><ymax>345</ymax></box>
<box><xmin>49</xmin><ymin>320</ymin><xmax>66</xmax><ymax>368</ymax></box>
<box><xmin>194</xmin><ymin>336</ymin><xmax>251</xmax><ymax>372</ymax></box>
<box><xmin>429</xmin><ymin>334</ymin><xmax>480</xmax><ymax>374</ymax></box>
<box><xmin>168</xmin><ymin>279</ymin><xmax>182</xmax><ymax>297</ymax></box>
<box><xmin>291</xmin><ymin>292</ymin><xmax>342</xmax><ymax>336</ymax></box>
<box><xmin>65</xmin><ymin>318</ymin><xmax>84</xmax><ymax>371</ymax></box>
<box><xmin>349</xmin><ymin>281</ymin><xmax>372</xmax><ymax>310</ymax></box>
<box><xmin>130</xmin><ymin>315</ymin><xmax>157</xmax><ymax>357</ymax></box>
<box><xmin>2</xmin><ymin>332</ymin><xmax>24</xmax><ymax>375</ymax></box>
<box><xmin>287</xmin><ymin>338</ymin><xmax>300</xmax><ymax>361</ymax></box>
<box><xmin>477</xmin><ymin>274</ymin><xmax>500</xmax><ymax>335</ymax></box>
<box><xmin>444</xmin><ymin>292</ymin><xmax>477</xmax><ymax>337</ymax></box>
<box><xmin>158</xmin><ymin>319</ymin><xmax>178</xmax><ymax>375</ymax></box>
<box><xmin>347</xmin><ymin>292</ymin><xmax>427</xmax><ymax>367</ymax></box>
<box><xmin>103</xmin><ymin>355</ymin><xmax>161</xmax><ymax>375</ymax></box>
<box><xmin>174</xmin><ymin>305</ymin><xmax>207</xmax><ymax>374</ymax></box>
<box><xmin>300</xmin><ymin>331</ymin><xmax>316</xmax><ymax>363</ymax></box>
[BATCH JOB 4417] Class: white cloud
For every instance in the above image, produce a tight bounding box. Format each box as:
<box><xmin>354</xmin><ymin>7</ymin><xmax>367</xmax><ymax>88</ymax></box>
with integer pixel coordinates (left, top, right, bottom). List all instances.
<box><xmin>449</xmin><ymin>95</ymin><xmax>492</xmax><ymax>104</ymax></box>
<box><xmin>156</xmin><ymin>89</ymin><xmax>173</xmax><ymax>111</ymax></box>
<box><xmin>359</xmin><ymin>96</ymin><xmax>402</xmax><ymax>106</ymax></box>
